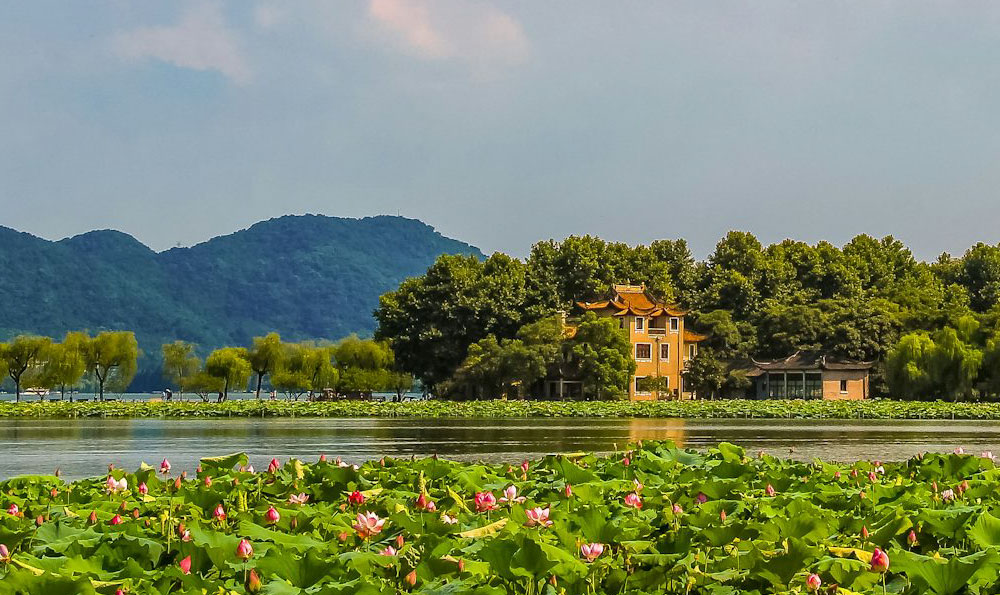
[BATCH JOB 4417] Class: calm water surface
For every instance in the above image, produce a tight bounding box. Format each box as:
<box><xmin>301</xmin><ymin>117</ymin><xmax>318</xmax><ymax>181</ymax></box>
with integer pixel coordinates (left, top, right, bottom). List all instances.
<box><xmin>1</xmin><ymin>417</ymin><xmax>998</xmax><ymax>479</ymax></box>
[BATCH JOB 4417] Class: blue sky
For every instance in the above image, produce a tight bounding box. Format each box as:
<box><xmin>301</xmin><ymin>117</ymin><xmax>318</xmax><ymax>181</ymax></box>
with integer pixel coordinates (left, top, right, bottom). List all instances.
<box><xmin>2</xmin><ymin>2</ymin><xmax>1000</xmax><ymax>259</ymax></box>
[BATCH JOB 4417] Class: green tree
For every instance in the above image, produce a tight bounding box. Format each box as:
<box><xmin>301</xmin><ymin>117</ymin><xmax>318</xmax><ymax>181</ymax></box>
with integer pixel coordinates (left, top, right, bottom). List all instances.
<box><xmin>204</xmin><ymin>347</ymin><xmax>250</xmax><ymax>401</ymax></box>
<box><xmin>375</xmin><ymin>253</ymin><xmax>530</xmax><ymax>391</ymax></box>
<box><xmin>0</xmin><ymin>335</ymin><xmax>51</xmax><ymax>402</ymax></box>
<box><xmin>82</xmin><ymin>332</ymin><xmax>139</xmax><ymax>401</ymax></box>
<box><xmin>247</xmin><ymin>333</ymin><xmax>284</xmax><ymax>399</ymax></box>
<box><xmin>886</xmin><ymin>333</ymin><xmax>935</xmax><ymax>399</ymax></box>
<box><xmin>39</xmin><ymin>332</ymin><xmax>88</xmax><ymax>401</ymax></box>
<box><xmin>682</xmin><ymin>348</ymin><xmax>730</xmax><ymax>400</ymax></box>
<box><xmin>273</xmin><ymin>343</ymin><xmax>338</xmax><ymax>400</ymax></box>
<box><xmin>928</xmin><ymin>327</ymin><xmax>982</xmax><ymax>402</ymax></box>
<box><xmin>162</xmin><ymin>341</ymin><xmax>200</xmax><ymax>398</ymax></box>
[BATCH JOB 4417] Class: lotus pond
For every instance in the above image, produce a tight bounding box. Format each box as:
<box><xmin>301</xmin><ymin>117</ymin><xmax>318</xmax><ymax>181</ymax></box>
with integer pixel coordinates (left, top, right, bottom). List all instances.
<box><xmin>5</xmin><ymin>399</ymin><xmax>1000</xmax><ymax>420</ymax></box>
<box><xmin>2</xmin><ymin>443</ymin><xmax>1000</xmax><ymax>594</ymax></box>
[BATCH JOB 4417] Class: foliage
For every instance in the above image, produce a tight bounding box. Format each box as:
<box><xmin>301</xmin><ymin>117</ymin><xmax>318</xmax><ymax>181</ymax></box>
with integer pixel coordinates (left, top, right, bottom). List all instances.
<box><xmin>247</xmin><ymin>333</ymin><xmax>285</xmax><ymax>399</ymax></box>
<box><xmin>4</xmin><ymin>443</ymin><xmax>1000</xmax><ymax>593</ymax></box>
<box><xmin>82</xmin><ymin>332</ymin><xmax>139</xmax><ymax>401</ymax></box>
<box><xmin>205</xmin><ymin>347</ymin><xmax>252</xmax><ymax>400</ymax></box>
<box><xmin>272</xmin><ymin>344</ymin><xmax>338</xmax><ymax>399</ymax></box>
<box><xmin>0</xmin><ymin>335</ymin><xmax>51</xmax><ymax>401</ymax></box>
<box><xmin>161</xmin><ymin>341</ymin><xmax>200</xmax><ymax>393</ymax></box>
<box><xmin>568</xmin><ymin>313</ymin><xmax>635</xmax><ymax>400</ymax></box>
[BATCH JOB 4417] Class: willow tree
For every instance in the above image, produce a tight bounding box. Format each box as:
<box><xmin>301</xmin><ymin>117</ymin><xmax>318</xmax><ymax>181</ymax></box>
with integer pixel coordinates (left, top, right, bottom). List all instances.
<box><xmin>247</xmin><ymin>333</ymin><xmax>284</xmax><ymax>399</ymax></box>
<box><xmin>40</xmin><ymin>332</ymin><xmax>88</xmax><ymax>401</ymax></box>
<box><xmin>205</xmin><ymin>347</ymin><xmax>250</xmax><ymax>401</ymax></box>
<box><xmin>162</xmin><ymin>341</ymin><xmax>200</xmax><ymax>398</ymax></box>
<box><xmin>83</xmin><ymin>332</ymin><xmax>139</xmax><ymax>401</ymax></box>
<box><xmin>0</xmin><ymin>335</ymin><xmax>51</xmax><ymax>402</ymax></box>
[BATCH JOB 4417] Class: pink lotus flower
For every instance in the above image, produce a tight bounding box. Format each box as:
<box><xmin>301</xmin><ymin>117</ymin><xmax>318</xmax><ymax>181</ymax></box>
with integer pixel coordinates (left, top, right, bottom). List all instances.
<box><xmin>204</xmin><ymin>476</ymin><xmax>212</xmax><ymax>487</ymax></box>
<box><xmin>348</xmin><ymin>491</ymin><xmax>365</xmax><ymax>505</ymax></box>
<box><xmin>265</xmin><ymin>506</ymin><xmax>280</xmax><ymax>524</ymax></box>
<box><xmin>806</xmin><ymin>573</ymin><xmax>822</xmax><ymax>591</ymax></box>
<box><xmin>941</xmin><ymin>489</ymin><xmax>955</xmax><ymax>501</ymax></box>
<box><xmin>672</xmin><ymin>503</ymin><xmax>683</xmax><ymax>515</ymax></box>
<box><xmin>5</xmin><ymin>504</ymin><xmax>17</xmax><ymax>517</ymax></box>
<box><xmin>564</xmin><ymin>484</ymin><xmax>573</xmax><ymax>498</ymax></box>
<box><xmin>765</xmin><ymin>484</ymin><xmax>776</xmax><ymax>497</ymax></box>
<box><xmin>524</xmin><ymin>507</ymin><xmax>553</xmax><ymax>528</ymax></box>
<box><xmin>441</xmin><ymin>513</ymin><xmax>458</xmax><ymax>525</ymax></box>
<box><xmin>109</xmin><ymin>514</ymin><xmax>123</xmax><ymax>525</ymax></box>
<box><xmin>521</xmin><ymin>460</ymin><xmax>529</xmax><ymax>475</ymax></box>
<box><xmin>474</xmin><ymin>491</ymin><xmax>497</xmax><ymax>512</ymax></box>
<box><xmin>268</xmin><ymin>458</ymin><xmax>280</xmax><ymax>474</ymax></box>
<box><xmin>138</xmin><ymin>482</ymin><xmax>148</xmax><ymax>495</ymax></box>
<box><xmin>955</xmin><ymin>447</ymin><xmax>965</xmax><ymax>455</ymax></box>
<box><xmin>288</xmin><ymin>492</ymin><xmax>309</xmax><ymax>505</ymax></box>
<box><xmin>236</xmin><ymin>539</ymin><xmax>254</xmax><ymax>560</ymax></box>
<box><xmin>499</xmin><ymin>486</ymin><xmax>525</xmax><ymax>505</ymax></box>
<box><xmin>213</xmin><ymin>504</ymin><xmax>226</xmax><ymax>520</ymax></box>
<box><xmin>353</xmin><ymin>512</ymin><xmax>386</xmax><ymax>538</ymax></box>
<box><xmin>907</xmin><ymin>530</ymin><xmax>918</xmax><ymax>546</ymax></box>
<box><xmin>633</xmin><ymin>479</ymin><xmax>644</xmax><ymax>492</ymax></box>
<box><xmin>622</xmin><ymin>456</ymin><xmax>630</xmax><ymax>466</ymax></box>
<box><xmin>983</xmin><ymin>451</ymin><xmax>995</xmax><ymax>461</ymax></box>
<box><xmin>178</xmin><ymin>555</ymin><xmax>191</xmax><ymax>574</ymax></box>
<box><xmin>870</xmin><ymin>547</ymin><xmax>889</xmax><ymax>573</ymax></box>
<box><xmin>115</xmin><ymin>589</ymin><xmax>125</xmax><ymax>595</ymax></box>
<box><xmin>0</xmin><ymin>543</ymin><xmax>10</xmax><ymax>562</ymax></box>
<box><xmin>696</xmin><ymin>492</ymin><xmax>708</xmax><ymax>504</ymax></box>
<box><xmin>180</xmin><ymin>529</ymin><xmax>191</xmax><ymax>542</ymax></box>
<box><xmin>834</xmin><ymin>471</ymin><xmax>841</xmax><ymax>480</ymax></box>
<box><xmin>379</xmin><ymin>545</ymin><xmax>397</xmax><ymax>556</ymax></box>
<box><xmin>159</xmin><ymin>459</ymin><xmax>171</xmax><ymax>475</ymax></box>
<box><xmin>623</xmin><ymin>492</ymin><xmax>642</xmax><ymax>509</ymax></box>
<box><xmin>868</xmin><ymin>471</ymin><xmax>878</xmax><ymax>483</ymax></box>
<box><xmin>580</xmin><ymin>543</ymin><xmax>604</xmax><ymax>562</ymax></box>
<box><xmin>319</xmin><ymin>453</ymin><xmax>327</xmax><ymax>462</ymax></box>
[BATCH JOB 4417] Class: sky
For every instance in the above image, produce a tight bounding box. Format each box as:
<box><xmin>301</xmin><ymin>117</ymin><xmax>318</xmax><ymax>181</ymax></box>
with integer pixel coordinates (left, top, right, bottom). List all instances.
<box><xmin>2</xmin><ymin>2</ymin><xmax>1000</xmax><ymax>260</ymax></box>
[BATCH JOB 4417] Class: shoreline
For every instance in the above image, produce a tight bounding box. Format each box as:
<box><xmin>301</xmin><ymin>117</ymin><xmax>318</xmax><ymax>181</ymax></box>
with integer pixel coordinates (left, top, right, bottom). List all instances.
<box><xmin>0</xmin><ymin>398</ymin><xmax>995</xmax><ymax>419</ymax></box>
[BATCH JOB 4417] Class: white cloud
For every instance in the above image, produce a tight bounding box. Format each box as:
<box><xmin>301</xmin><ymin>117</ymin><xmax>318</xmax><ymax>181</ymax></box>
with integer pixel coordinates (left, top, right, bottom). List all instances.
<box><xmin>111</xmin><ymin>3</ymin><xmax>252</xmax><ymax>85</ymax></box>
<box><xmin>366</xmin><ymin>0</ymin><xmax>529</xmax><ymax>69</ymax></box>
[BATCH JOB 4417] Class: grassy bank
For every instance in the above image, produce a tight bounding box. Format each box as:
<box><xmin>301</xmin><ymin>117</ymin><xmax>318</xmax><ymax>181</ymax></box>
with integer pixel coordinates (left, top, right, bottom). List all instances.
<box><xmin>0</xmin><ymin>398</ymin><xmax>995</xmax><ymax>419</ymax></box>
<box><xmin>0</xmin><ymin>442</ymin><xmax>996</xmax><ymax>593</ymax></box>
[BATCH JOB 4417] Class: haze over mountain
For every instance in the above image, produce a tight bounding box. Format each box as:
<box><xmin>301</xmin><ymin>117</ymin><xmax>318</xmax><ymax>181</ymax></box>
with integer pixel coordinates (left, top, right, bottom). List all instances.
<box><xmin>0</xmin><ymin>215</ymin><xmax>482</xmax><ymax>389</ymax></box>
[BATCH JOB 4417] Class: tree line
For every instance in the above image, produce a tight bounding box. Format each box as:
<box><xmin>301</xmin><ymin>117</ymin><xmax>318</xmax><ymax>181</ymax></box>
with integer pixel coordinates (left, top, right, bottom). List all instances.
<box><xmin>375</xmin><ymin>232</ymin><xmax>1000</xmax><ymax>400</ymax></box>
<box><xmin>0</xmin><ymin>332</ymin><xmax>411</xmax><ymax>402</ymax></box>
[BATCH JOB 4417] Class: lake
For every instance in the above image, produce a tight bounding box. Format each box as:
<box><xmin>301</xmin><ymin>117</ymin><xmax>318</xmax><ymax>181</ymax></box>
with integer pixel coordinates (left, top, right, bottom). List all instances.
<box><xmin>1</xmin><ymin>417</ymin><xmax>997</xmax><ymax>479</ymax></box>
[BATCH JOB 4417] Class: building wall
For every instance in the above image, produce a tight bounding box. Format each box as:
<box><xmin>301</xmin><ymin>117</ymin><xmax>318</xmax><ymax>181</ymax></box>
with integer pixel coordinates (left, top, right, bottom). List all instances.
<box><xmin>624</xmin><ymin>314</ymin><xmax>689</xmax><ymax>400</ymax></box>
<box><xmin>821</xmin><ymin>370</ymin><xmax>868</xmax><ymax>400</ymax></box>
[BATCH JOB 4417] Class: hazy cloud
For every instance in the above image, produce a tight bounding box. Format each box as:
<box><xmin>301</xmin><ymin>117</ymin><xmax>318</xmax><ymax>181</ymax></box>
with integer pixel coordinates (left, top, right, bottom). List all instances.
<box><xmin>112</xmin><ymin>3</ymin><xmax>252</xmax><ymax>84</ymax></box>
<box><xmin>366</xmin><ymin>0</ymin><xmax>529</xmax><ymax>68</ymax></box>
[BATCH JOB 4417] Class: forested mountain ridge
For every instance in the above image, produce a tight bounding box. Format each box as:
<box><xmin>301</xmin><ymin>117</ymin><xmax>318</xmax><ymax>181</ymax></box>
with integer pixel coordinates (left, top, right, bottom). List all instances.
<box><xmin>0</xmin><ymin>215</ymin><xmax>482</xmax><ymax>389</ymax></box>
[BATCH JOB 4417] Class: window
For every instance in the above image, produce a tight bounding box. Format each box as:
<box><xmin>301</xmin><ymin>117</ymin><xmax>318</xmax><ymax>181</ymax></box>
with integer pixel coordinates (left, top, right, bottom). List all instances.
<box><xmin>805</xmin><ymin>374</ymin><xmax>823</xmax><ymax>399</ymax></box>
<box><xmin>634</xmin><ymin>376</ymin><xmax>650</xmax><ymax>395</ymax></box>
<box><xmin>635</xmin><ymin>317</ymin><xmax>645</xmax><ymax>332</ymax></box>
<box><xmin>840</xmin><ymin>379</ymin><xmax>848</xmax><ymax>393</ymax></box>
<box><xmin>687</xmin><ymin>344</ymin><xmax>697</xmax><ymax>359</ymax></box>
<box><xmin>669</xmin><ymin>317</ymin><xmax>679</xmax><ymax>332</ymax></box>
<box><xmin>635</xmin><ymin>343</ymin><xmax>652</xmax><ymax>361</ymax></box>
<box><xmin>660</xmin><ymin>343</ymin><xmax>670</xmax><ymax>361</ymax></box>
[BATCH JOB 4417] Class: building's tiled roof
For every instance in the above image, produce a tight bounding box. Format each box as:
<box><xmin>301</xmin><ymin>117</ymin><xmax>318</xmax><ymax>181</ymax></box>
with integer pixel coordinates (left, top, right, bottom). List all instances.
<box><xmin>748</xmin><ymin>351</ymin><xmax>874</xmax><ymax>373</ymax></box>
<box><xmin>576</xmin><ymin>284</ymin><xmax>686</xmax><ymax>317</ymax></box>
<box><xmin>683</xmin><ymin>329</ymin><xmax>708</xmax><ymax>343</ymax></box>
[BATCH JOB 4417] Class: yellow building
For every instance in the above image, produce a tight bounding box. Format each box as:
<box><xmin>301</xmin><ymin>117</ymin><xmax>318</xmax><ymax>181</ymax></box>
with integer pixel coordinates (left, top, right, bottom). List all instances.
<box><xmin>576</xmin><ymin>284</ymin><xmax>706</xmax><ymax>400</ymax></box>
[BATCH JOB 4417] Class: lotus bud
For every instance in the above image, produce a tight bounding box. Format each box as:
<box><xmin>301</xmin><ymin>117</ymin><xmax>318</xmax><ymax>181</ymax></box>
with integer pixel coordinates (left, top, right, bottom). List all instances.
<box><xmin>247</xmin><ymin>569</ymin><xmax>262</xmax><ymax>593</ymax></box>
<box><xmin>213</xmin><ymin>504</ymin><xmax>226</xmax><ymax>520</ymax></box>
<box><xmin>173</xmin><ymin>477</ymin><xmax>181</xmax><ymax>490</ymax></box>
<box><xmin>179</xmin><ymin>555</ymin><xmax>191</xmax><ymax>575</ymax></box>
<box><xmin>907</xmin><ymin>530</ymin><xmax>918</xmax><ymax>546</ymax></box>
<box><xmin>861</xmin><ymin>525</ymin><xmax>869</xmax><ymax>539</ymax></box>
<box><xmin>203</xmin><ymin>476</ymin><xmax>212</xmax><ymax>488</ymax></box>
<box><xmin>265</xmin><ymin>506</ymin><xmax>280</xmax><ymax>525</ymax></box>
<box><xmin>348</xmin><ymin>491</ymin><xmax>364</xmax><ymax>505</ymax></box>
<box><xmin>319</xmin><ymin>453</ymin><xmax>327</xmax><ymax>462</ymax></box>
<box><xmin>0</xmin><ymin>544</ymin><xmax>9</xmax><ymax>562</ymax></box>
<box><xmin>806</xmin><ymin>573</ymin><xmax>821</xmax><ymax>591</ymax></box>
<box><xmin>109</xmin><ymin>514</ymin><xmax>123</xmax><ymax>525</ymax></box>
<box><xmin>132</xmin><ymin>508</ymin><xmax>140</xmax><ymax>519</ymax></box>
<box><xmin>291</xmin><ymin>516</ymin><xmax>299</xmax><ymax>530</ymax></box>
<box><xmin>720</xmin><ymin>509</ymin><xmax>727</xmax><ymax>522</ymax></box>
<box><xmin>49</xmin><ymin>488</ymin><xmax>58</xmax><ymax>499</ymax></box>
<box><xmin>396</xmin><ymin>534</ymin><xmax>405</xmax><ymax>548</ymax></box>
<box><xmin>565</xmin><ymin>484</ymin><xmax>573</xmax><ymax>498</ymax></box>
<box><xmin>268</xmin><ymin>458</ymin><xmax>280</xmax><ymax>474</ymax></box>
<box><xmin>405</xmin><ymin>570</ymin><xmax>417</xmax><ymax>586</ymax></box>
<box><xmin>458</xmin><ymin>559</ymin><xmax>465</xmax><ymax>572</ymax></box>
<box><xmin>35</xmin><ymin>515</ymin><xmax>43</xmax><ymax>527</ymax></box>
<box><xmin>765</xmin><ymin>484</ymin><xmax>776</xmax><ymax>497</ymax></box>
<box><xmin>181</xmin><ymin>471</ymin><xmax>188</xmax><ymax>480</ymax></box>
<box><xmin>160</xmin><ymin>459</ymin><xmax>171</xmax><ymax>475</ymax></box>
<box><xmin>88</xmin><ymin>510</ymin><xmax>97</xmax><ymax>524</ymax></box>
<box><xmin>338</xmin><ymin>531</ymin><xmax>349</xmax><ymax>542</ymax></box>
<box><xmin>870</xmin><ymin>547</ymin><xmax>889</xmax><ymax>572</ymax></box>
<box><xmin>236</xmin><ymin>539</ymin><xmax>254</xmax><ymax>560</ymax></box>
<box><xmin>138</xmin><ymin>483</ymin><xmax>148</xmax><ymax>495</ymax></box>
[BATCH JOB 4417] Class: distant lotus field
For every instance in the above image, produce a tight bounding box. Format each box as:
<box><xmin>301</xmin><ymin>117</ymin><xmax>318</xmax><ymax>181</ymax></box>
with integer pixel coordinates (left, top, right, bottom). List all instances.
<box><xmin>2</xmin><ymin>443</ymin><xmax>1000</xmax><ymax>594</ymax></box>
<box><xmin>2</xmin><ymin>398</ymin><xmax>1000</xmax><ymax>420</ymax></box>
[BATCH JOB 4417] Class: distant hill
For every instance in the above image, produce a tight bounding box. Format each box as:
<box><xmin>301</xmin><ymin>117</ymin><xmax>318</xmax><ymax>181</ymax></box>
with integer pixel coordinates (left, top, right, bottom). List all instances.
<box><xmin>0</xmin><ymin>215</ymin><xmax>482</xmax><ymax>389</ymax></box>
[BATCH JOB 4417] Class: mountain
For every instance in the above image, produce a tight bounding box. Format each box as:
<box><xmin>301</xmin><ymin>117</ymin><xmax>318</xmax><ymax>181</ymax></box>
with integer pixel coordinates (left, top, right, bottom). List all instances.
<box><xmin>0</xmin><ymin>215</ymin><xmax>482</xmax><ymax>389</ymax></box>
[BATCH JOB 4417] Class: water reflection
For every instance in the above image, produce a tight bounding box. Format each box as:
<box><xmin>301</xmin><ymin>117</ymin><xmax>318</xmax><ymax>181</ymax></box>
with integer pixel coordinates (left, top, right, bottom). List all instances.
<box><xmin>1</xmin><ymin>417</ymin><xmax>999</xmax><ymax>479</ymax></box>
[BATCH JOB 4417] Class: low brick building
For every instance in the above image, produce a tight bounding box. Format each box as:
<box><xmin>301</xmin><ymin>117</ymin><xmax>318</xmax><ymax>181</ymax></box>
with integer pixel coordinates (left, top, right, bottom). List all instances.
<box><xmin>744</xmin><ymin>351</ymin><xmax>872</xmax><ymax>400</ymax></box>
